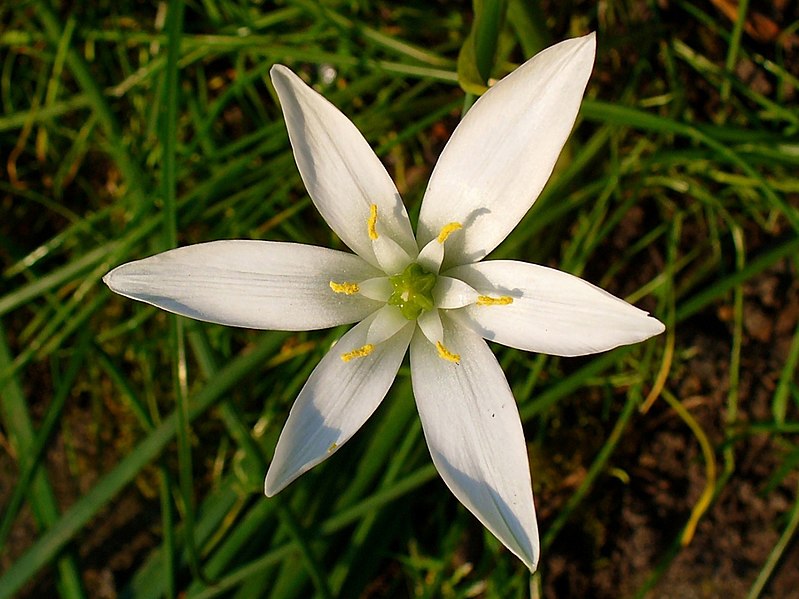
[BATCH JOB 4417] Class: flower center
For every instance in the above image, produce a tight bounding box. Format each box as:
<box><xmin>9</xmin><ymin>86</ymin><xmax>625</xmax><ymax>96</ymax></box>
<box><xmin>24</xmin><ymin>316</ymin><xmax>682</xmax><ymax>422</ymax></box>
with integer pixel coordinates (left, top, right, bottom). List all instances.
<box><xmin>387</xmin><ymin>262</ymin><xmax>436</xmax><ymax>320</ymax></box>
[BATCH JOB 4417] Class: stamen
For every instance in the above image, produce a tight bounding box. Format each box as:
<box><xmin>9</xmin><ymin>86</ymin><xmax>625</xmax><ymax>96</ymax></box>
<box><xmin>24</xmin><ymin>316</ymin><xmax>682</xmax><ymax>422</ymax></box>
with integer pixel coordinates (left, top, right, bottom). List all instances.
<box><xmin>340</xmin><ymin>343</ymin><xmax>375</xmax><ymax>362</ymax></box>
<box><xmin>327</xmin><ymin>442</ymin><xmax>338</xmax><ymax>453</ymax></box>
<box><xmin>367</xmin><ymin>204</ymin><xmax>379</xmax><ymax>240</ymax></box>
<box><xmin>436</xmin><ymin>222</ymin><xmax>462</xmax><ymax>244</ymax></box>
<box><xmin>329</xmin><ymin>281</ymin><xmax>360</xmax><ymax>295</ymax></box>
<box><xmin>436</xmin><ymin>341</ymin><xmax>461</xmax><ymax>364</ymax></box>
<box><xmin>477</xmin><ymin>295</ymin><xmax>514</xmax><ymax>306</ymax></box>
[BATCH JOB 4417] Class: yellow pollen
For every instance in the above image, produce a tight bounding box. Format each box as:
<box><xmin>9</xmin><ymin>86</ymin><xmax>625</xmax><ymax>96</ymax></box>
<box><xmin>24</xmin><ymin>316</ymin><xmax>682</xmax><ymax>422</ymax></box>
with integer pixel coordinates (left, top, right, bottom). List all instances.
<box><xmin>367</xmin><ymin>204</ymin><xmax>379</xmax><ymax>240</ymax></box>
<box><xmin>477</xmin><ymin>295</ymin><xmax>514</xmax><ymax>306</ymax></box>
<box><xmin>340</xmin><ymin>343</ymin><xmax>375</xmax><ymax>362</ymax></box>
<box><xmin>329</xmin><ymin>281</ymin><xmax>360</xmax><ymax>294</ymax></box>
<box><xmin>327</xmin><ymin>442</ymin><xmax>338</xmax><ymax>453</ymax></box>
<box><xmin>436</xmin><ymin>341</ymin><xmax>461</xmax><ymax>364</ymax></box>
<box><xmin>436</xmin><ymin>222</ymin><xmax>462</xmax><ymax>244</ymax></box>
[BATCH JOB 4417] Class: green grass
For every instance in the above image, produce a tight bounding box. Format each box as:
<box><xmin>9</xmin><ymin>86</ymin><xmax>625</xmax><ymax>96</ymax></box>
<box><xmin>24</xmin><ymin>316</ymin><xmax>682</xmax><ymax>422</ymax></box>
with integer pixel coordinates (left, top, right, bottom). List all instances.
<box><xmin>2</xmin><ymin>1</ymin><xmax>799</xmax><ymax>597</ymax></box>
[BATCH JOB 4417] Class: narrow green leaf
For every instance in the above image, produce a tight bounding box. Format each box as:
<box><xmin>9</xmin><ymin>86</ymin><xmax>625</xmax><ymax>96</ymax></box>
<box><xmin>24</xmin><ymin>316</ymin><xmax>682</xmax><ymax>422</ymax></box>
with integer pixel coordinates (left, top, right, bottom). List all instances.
<box><xmin>0</xmin><ymin>332</ymin><xmax>286</xmax><ymax>599</ymax></box>
<box><xmin>457</xmin><ymin>0</ymin><xmax>508</xmax><ymax>94</ymax></box>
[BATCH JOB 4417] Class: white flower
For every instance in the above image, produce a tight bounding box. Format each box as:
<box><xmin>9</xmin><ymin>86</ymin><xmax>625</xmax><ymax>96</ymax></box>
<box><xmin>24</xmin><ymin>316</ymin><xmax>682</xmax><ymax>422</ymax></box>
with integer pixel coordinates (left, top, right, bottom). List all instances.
<box><xmin>104</xmin><ymin>33</ymin><xmax>664</xmax><ymax>571</ymax></box>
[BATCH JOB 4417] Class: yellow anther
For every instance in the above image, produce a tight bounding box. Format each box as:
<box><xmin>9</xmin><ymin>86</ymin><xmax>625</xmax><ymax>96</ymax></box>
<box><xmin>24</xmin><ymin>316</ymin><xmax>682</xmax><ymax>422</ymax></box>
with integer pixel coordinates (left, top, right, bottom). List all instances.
<box><xmin>436</xmin><ymin>222</ymin><xmax>462</xmax><ymax>244</ymax></box>
<box><xmin>367</xmin><ymin>204</ymin><xmax>379</xmax><ymax>240</ymax></box>
<box><xmin>327</xmin><ymin>442</ymin><xmax>338</xmax><ymax>453</ymax></box>
<box><xmin>340</xmin><ymin>343</ymin><xmax>375</xmax><ymax>362</ymax></box>
<box><xmin>329</xmin><ymin>281</ymin><xmax>360</xmax><ymax>295</ymax></box>
<box><xmin>477</xmin><ymin>295</ymin><xmax>514</xmax><ymax>306</ymax></box>
<box><xmin>436</xmin><ymin>341</ymin><xmax>461</xmax><ymax>364</ymax></box>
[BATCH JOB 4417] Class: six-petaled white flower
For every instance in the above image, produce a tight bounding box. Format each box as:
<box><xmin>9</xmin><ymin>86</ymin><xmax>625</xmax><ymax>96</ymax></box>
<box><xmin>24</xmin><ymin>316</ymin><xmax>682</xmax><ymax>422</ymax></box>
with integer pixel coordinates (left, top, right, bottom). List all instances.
<box><xmin>104</xmin><ymin>33</ymin><xmax>664</xmax><ymax>571</ymax></box>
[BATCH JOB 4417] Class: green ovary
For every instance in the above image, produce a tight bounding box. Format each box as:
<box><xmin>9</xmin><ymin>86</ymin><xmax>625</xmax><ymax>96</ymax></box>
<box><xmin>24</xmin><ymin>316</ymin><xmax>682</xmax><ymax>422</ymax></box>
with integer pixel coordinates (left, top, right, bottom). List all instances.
<box><xmin>387</xmin><ymin>263</ymin><xmax>436</xmax><ymax>320</ymax></box>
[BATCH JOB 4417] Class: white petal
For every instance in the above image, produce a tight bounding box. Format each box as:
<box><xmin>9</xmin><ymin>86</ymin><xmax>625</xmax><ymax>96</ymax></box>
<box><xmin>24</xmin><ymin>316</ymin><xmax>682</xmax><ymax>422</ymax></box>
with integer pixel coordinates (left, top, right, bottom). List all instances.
<box><xmin>372</xmin><ymin>232</ymin><xmax>413</xmax><ymax>275</ymax></box>
<box><xmin>271</xmin><ymin>65</ymin><xmax>417</xmax><ymax>267</ymax></box>
<box><xmin>410</xmin><ymin>322</ymin><xmax>538</xmax><ymax>570</ymax></box>
<box><xmin>103</xmin><ymin>241</ymin><xmax>383</xmax><ymax>331</ymax></box>
<box><xmin>416</xmin><ymin>309</ymin><xmax>443</xmax><ymax>346</ymax></box>
<box><xmin>417</xmin><ymin>34</ymin><xmax>596</xmax><ymax>266</ymax></box>
<box><xmin>433</xmin><ymin>276</ymin><xmax>478</xmax><ymax>309</ymax></box>
<box><xmin>265</xmin><ymin>314</ymin><xmax>413</xmax><ymax>495</ymax></box>
<box><xmin>447</xmin><ymin>260</ymin><xmax>665</xmax><ymax>356</ymax></box>
<box><xmin>358</xmin><ymin>277</ymin><xmax>392</xmax><ymax>302</ymax></box>
<box><xmin>416</xmin><ymin>238</ymin><xmax>444</xmax><ymax>273</ymax></box>
<box><xmin>367</xmin><ymin>305</ymin><xmax>408</xmax><ymax>345</ymax></box>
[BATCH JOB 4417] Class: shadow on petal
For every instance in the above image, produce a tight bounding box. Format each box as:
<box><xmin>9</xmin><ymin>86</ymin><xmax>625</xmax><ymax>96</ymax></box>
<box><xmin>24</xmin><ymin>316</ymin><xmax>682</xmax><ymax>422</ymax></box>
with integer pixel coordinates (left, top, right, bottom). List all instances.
<box><xmin>428</xmin><ymin>442</ymin><xmax>539</xmax><ymax>571</ymax></box>
<box><xmin>265</xmin><ymin>398</ymin><xmax>345</xmax><ymax>496</ymax></box>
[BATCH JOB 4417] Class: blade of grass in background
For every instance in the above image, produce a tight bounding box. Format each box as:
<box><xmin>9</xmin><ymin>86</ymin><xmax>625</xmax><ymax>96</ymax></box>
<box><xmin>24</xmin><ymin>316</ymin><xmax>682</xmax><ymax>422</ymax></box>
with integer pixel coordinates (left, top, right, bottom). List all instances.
<box><xmin>0</xmin><ymin>333</ymin><xmax>287</xmax><ymax>599</ymax></box>
<box><xmin>0</xmin><ymin>322</ymin><xmax>87</xmax><ymax>599</ymax></box>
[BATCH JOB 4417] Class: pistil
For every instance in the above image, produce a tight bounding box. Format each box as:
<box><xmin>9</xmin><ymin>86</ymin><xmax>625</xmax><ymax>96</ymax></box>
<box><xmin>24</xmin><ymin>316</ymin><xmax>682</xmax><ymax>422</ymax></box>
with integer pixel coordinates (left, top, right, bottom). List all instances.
<box><xmin>387</xmin><ymin>263</ymin><xmax>437</xmax><ymax>320</ymax></box>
